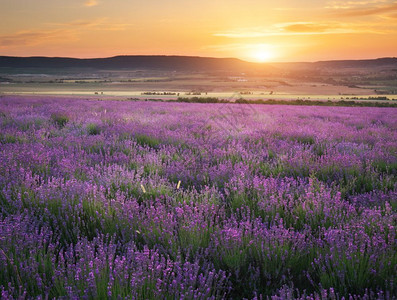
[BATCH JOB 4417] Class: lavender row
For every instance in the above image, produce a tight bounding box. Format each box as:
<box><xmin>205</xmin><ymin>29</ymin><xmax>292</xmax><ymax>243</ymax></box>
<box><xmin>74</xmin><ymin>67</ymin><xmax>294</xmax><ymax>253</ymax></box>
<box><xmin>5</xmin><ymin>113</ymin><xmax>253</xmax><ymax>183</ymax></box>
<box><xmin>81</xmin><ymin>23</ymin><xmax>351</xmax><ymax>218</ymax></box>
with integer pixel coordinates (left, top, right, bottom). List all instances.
<box><xmin>0</xmin><ymin>96</ymin><xmax>396</xmax><ymax>299</ymax></box>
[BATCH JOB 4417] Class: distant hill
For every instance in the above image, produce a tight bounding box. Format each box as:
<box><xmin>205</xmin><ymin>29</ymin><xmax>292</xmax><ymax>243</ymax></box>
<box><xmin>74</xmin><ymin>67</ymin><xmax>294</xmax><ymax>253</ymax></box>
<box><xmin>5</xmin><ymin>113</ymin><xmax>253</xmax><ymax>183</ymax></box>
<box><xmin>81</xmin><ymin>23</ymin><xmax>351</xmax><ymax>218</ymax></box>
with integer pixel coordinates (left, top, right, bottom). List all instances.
<box><xmin>0</xmin><ymin>55</ymin><xmax>274</xmax><ymax>73</ymax></box>
<box><xmin>1</xmin><ymin>55</ymin><xmax>396</xmax><ymax>74</ymax></box>
<box><xmin>312</xmin><ymin>57</ymin><xmax>397</xmax><ymax>69</ymax></box>
<box><xmin>272</xmin><ymin>57</ymin><xmax>397</xmax><ymax>71</ymax></box>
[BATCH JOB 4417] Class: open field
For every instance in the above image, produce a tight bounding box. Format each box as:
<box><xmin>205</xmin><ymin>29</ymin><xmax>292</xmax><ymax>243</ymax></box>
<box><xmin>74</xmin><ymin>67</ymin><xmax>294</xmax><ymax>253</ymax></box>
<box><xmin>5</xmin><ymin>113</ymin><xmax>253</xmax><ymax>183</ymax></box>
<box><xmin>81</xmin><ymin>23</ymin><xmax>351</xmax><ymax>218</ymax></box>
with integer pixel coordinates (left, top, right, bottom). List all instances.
<box><xmin>0</xmin><ymin>76</ymin><xmax>376</xmax><ymax>97</ymax></box>
<box><xmin>2</xmin><ymin>89</ymin><xmax>397</xmax><ymax>103</ymax></box>
<box><xmin>1</xmin><ymin>65</ymin><xmax>397</xmax><ymax>103</ymax></box>
<box><xmin>0</xmin><ymin>96</ymin><xmax>396</xmax><ymax>299</ymax></box>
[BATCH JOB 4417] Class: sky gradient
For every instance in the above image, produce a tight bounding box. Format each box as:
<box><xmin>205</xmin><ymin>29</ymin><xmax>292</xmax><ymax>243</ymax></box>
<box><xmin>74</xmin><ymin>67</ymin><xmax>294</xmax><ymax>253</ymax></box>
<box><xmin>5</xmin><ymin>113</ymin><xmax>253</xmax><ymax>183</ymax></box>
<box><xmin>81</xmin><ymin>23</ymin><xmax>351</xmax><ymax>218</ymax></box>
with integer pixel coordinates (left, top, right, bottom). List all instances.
<box><xmin>0</xmin><ymin>0</ymin><xmax>396</xmax><ymax>62</ymax></box>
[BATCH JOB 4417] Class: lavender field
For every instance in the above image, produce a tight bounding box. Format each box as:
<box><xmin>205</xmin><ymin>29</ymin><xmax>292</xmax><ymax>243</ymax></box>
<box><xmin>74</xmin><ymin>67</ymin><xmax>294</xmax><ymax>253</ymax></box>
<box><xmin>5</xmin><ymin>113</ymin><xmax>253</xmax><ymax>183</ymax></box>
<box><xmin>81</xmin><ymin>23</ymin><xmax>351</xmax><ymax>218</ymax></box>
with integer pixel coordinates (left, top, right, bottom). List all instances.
<box><xmin>0</xmin><ymin>96</ymin><xmax>396</xmax><ymax>299</ymax></box>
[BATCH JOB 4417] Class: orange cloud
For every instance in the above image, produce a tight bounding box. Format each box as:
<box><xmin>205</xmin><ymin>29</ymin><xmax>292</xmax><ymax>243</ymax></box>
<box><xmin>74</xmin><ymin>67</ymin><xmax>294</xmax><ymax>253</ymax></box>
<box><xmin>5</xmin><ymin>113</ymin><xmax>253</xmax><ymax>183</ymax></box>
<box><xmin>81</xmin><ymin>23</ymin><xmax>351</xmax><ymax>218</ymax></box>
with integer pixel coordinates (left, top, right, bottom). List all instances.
<box><xmin>0</xmin><ymin>30</ymin><xmax>77</xmax><ymax>48</ymax></box>
<box><xmin>283</xmin><ymin>23</ymin><xmax>334</xmax><ymax>33</ymax></box>
<box><xmin>214</xmin><ymin>23</ymin><xmax>362</xmax><ymax>38</ymax></box>
<box><xmin>326</xmin><ymin>0</ymin><xmax>390</xmax><ymax>9</ymax></box>
<box><xmin>0</xmin><ymin>17</ymin><xmax>134</xmax><ymax>50</ymax></box>
<box><xmin>84</xmin><ymin>0</ymin><xmax>98</xmax><ymax>7</ymax></box>
<box><xmin>48</xmin><ymin>18</ymin><xmax>130</xmax><ymax>31</ymax></box>
<box><xmin>331</xmin><ymin>2</ymin><xmax>397</xmax><ymax>16</ymax></box>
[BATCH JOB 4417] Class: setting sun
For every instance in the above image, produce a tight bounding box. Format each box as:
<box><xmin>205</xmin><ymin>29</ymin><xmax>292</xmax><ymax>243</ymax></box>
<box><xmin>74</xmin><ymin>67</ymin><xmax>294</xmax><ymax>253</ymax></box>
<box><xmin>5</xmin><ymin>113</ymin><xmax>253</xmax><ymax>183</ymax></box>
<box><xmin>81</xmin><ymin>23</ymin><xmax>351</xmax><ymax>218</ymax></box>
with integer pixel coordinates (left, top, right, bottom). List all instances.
<box><xmin>1</xmin><ymin>0</ymin><xmax>397</xmax><ymax>61</ymax></box>
<box><xmin>242</xmin><ymin>44</ymin><xmax>277</xmax><ymax>62</ymax></box>
<box><xmin>251</xmin><ymin>49</ymin><xmax>274</xmax><ymax>62</ymax></box>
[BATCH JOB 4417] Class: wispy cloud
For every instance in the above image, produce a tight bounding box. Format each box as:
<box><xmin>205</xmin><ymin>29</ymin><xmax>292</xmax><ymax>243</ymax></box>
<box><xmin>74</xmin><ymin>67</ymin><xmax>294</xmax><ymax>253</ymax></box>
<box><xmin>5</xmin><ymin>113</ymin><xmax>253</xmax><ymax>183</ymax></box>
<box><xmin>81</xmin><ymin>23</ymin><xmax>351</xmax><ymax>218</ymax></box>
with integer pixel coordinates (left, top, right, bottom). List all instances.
<box><xmin>325</xmin><ymin>0</ymin><xmax>397</xmax><ymax>19</ymax></box>
<box><xmin>204</xmin><ymin>43</ymin><xmax>278</xmax><ymax>52</ymax></box>
<box><xmin>282</xmin><ymin>23</ymin><xmax>341</xmax><ymax>33</ymax></box>
<box><xmin>334</xmin><ymin>2</ymin><xmax>397</xmax><ymax>16</ymax></box>
<box><xmin>47</xmin><ymin>18</ymin><xmax>132</xmax><ymax>31</ymax></box>
<box><xmin>325</xmin><ymin>0</ymin><xmax>391</xmax><ymax>9</ymax></box>
<box><xmin>384</xmin><ymin>12</ymin><xmax>397</xmax><ymax>18</ymax></box>
<box><xmin>213</xmin><ymin>22</ymin><xmax>369</xmax><ymax>38</ymax></box>
<box><xmin>0</xmin><ymin>29</ymin><xmax>77</xmax><ymax>47</ymax></box>
<box><xmin>84</xmin><ymin>0</ymin><xmax>98</xmax><ymax>7</ymax></box>
<box><xmin>214</xmin><ymin>29</ymin><xmax>273</xmax><ymax>38</ymax></box>
<box><xmin>0</xmin><ymin>17</ymin><xmax>132</xmax><ymax>48</ymax></box>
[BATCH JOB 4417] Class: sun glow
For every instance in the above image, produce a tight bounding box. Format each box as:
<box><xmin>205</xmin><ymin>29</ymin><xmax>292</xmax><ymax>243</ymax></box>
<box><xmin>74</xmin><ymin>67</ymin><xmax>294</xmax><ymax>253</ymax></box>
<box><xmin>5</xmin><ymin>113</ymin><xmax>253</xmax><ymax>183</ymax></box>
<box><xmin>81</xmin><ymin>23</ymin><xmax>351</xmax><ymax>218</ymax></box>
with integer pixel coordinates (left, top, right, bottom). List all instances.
<box><xmin>244</xmin><ymin>44</ymin><xmax>277</xmax><ymax>63</ymax></box>
<box><xmin>251</xmin><ymin>50</ymin><xmax>274</xmax><ymax>62</ymax></box>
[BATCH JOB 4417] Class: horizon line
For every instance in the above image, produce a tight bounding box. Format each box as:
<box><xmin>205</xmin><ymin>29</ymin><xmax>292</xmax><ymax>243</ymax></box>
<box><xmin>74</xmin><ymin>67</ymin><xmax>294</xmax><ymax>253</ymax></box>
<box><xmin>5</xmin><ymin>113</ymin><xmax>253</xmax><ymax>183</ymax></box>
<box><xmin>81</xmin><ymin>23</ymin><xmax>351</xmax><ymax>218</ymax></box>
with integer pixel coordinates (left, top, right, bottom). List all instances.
<box><xmin>1</xmin><ymin>54</ymin><xmax>396</xmax><ymax>65</ymax></box>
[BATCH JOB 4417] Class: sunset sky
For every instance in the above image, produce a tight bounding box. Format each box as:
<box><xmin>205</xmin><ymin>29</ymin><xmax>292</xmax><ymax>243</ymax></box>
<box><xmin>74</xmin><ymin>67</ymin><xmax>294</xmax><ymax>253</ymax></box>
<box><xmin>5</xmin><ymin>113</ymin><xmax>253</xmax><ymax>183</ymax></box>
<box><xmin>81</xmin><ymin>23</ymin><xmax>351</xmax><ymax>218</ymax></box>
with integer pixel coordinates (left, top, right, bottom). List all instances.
<box><xmin>0</xmin><ymin>0</ymin><xmax>396</xmax><ymax>62</ymax></box>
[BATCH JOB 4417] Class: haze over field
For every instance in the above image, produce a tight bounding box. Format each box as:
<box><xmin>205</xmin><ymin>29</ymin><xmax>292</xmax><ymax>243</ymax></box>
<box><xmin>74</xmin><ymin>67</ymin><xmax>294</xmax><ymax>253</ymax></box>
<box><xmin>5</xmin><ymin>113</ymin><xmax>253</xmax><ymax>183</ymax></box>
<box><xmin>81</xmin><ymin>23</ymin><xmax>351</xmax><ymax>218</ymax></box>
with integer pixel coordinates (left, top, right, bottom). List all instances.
<box><xmin>1</xmin><ymin>56</ymin><xmax>396</xmax><ymax>101</ymax></box>
<box><xmin>1</xmin><ymin>0</ymin><xmax>397</xmax><ymax>62</ymax></box>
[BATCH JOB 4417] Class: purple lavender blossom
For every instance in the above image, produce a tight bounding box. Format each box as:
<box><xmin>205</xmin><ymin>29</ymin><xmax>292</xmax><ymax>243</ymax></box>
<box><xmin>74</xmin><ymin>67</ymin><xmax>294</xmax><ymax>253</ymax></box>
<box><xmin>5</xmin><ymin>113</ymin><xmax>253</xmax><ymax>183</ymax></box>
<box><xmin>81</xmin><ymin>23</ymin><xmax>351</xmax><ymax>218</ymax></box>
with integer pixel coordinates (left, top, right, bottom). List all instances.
<box><xmin>0</xmin><ymin>96</ymin><xmax>396</xmax><ymax>299</ymax></box>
